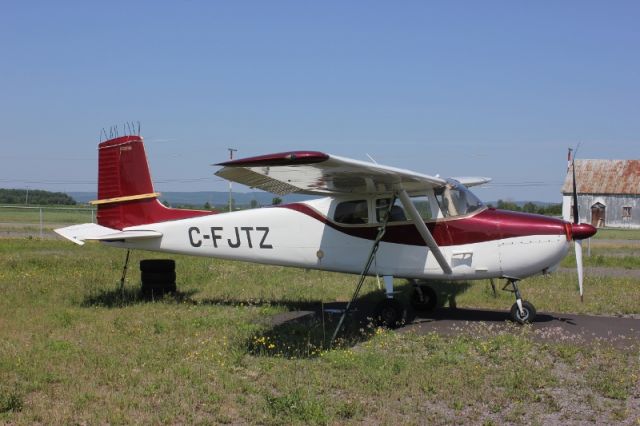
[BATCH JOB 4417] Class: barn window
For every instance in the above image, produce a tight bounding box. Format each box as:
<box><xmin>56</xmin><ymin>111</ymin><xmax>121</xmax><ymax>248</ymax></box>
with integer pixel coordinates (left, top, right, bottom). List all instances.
<box><xmin>622</xmin><ymin>206</ymin><xmax>632</xmax><ymax>218</ymax></box>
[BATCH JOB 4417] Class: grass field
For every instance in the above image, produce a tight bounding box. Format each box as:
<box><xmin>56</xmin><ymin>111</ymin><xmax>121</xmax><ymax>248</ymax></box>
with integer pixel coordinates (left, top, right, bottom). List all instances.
<box><xmin>0</xmin><ymin>236</ymin><xmax>638</xmax><ymax>424</ymax></box>
<box><xmin>0</xmin><ymin>206</ymin><xmax>95</xmax><ymax>225</ymax></box>
<box><xmin>592</xmin><ymin>228</ymin><xmax>640</xmax><ymax>240</ymax></box>
<box><xmin>0</xmin><ymin>206</ymin><xmax>96</xmax><ymax>239</ymax></box>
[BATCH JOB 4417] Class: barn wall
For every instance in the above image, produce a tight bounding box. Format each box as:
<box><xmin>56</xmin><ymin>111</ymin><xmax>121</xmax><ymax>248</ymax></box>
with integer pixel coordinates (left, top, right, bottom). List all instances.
<box><xmin>562</xmin><ymin>195</ymin><xmax>572</xmax><ymax>222</ymax></box>
<box><xmin>563</xmin><ymin>194</ymin><xmax>640</xmax><ymax>228</ymax></box>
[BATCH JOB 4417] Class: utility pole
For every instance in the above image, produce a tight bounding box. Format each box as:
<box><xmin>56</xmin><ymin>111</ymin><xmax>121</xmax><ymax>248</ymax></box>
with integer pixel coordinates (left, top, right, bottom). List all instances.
<box><xmin>228</xmin><ymin>148</ymin><xmax>237</xmax><ymax>212</ymax></box>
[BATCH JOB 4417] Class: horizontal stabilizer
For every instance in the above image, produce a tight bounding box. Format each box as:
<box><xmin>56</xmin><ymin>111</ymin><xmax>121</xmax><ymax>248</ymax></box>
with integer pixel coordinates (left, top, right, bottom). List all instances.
<box><xmin>54</xmin><ymin>223</ymin><xmax>162</xmax><ymax>245</ymax></box>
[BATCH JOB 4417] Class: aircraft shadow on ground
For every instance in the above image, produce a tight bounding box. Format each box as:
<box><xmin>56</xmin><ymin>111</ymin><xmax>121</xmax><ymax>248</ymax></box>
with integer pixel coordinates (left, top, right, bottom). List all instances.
<box><xmin>81</xmin><ymin>279</ymin><xmax>551</xmax><ymax>358</ymax></box>
<box><xmin>81</xmin><ymin>286</ymin><xmax>199</xmax><ymax>308</ymax></box>
<box><xmin>414</xmin><ymin>307</ymin><xmax>554</xmax><ymax>324</ymax></box>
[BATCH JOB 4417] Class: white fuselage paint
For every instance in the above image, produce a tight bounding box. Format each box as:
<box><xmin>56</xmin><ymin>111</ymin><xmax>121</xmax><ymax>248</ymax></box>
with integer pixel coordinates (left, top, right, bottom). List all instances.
<box><xmin>109</xmin><ymin>198</ymin><xmax>569</xmax><ymax>281</ymax></box>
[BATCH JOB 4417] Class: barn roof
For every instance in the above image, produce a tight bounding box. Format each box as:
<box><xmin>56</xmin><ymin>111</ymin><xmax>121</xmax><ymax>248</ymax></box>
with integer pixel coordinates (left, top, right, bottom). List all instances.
<box><xmin>561</xmin><ymin>159</ymin><xmax>640</xmax><ymax>195</ymax></box>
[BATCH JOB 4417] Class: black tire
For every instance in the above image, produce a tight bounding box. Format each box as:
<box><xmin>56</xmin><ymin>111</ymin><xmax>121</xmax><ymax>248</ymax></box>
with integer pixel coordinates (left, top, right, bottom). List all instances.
<box><xmin>374</xmin><ymin>299</ymin><xmax>407</xmax><ymax>329</ymax></box>
<box><xmin>411</xmin><ymin>285</ymin><xmax>438</xmax><ymax>312</ymax></box>
<box><xmin>509</xmin><ymin>300</ymin><xmax>536</xmax><ymax>324</ymax></box>
<box><xmin>140</xmin><ymin>259</ymin><xmax>175</xmax><ymax>273</ymax></box>
<box><xmin>141</xmin><ymin>271</ymin><xmax>176</xmax><ymax>284</ymax></box>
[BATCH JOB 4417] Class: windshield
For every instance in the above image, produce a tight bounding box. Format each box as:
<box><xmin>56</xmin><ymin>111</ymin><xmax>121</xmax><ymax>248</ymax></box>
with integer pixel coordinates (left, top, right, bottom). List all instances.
<box><xmin>434</xmin><ymin>181</ymin><xmax>484</xmax><ymax>217</ymax></box>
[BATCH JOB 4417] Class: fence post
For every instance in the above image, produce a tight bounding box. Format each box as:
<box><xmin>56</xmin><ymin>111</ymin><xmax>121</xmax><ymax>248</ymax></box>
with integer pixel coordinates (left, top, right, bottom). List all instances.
<box><xmin>39</xmin><ymin>207</ymin><xmax>44</xmax><ymax>239</ymax></box>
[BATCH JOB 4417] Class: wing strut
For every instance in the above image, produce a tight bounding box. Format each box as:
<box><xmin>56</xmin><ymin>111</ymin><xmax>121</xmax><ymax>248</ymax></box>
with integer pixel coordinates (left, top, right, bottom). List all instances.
<box><xmin>397</xmin><ymin>189</ymin><xmax>452</xmax><ymax>274</ymax></box>
<box><xmin>330</xmin><ymin>195</ymin><xmax>397</xmax><ymax>347</ymax></box>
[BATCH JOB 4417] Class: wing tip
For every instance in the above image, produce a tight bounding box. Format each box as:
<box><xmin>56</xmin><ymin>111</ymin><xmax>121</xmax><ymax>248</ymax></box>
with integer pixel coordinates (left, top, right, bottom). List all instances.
<box><xmin>215</xmin><ymin>151</ymin><xmax>329</xmax><ymax>167</ymax></box>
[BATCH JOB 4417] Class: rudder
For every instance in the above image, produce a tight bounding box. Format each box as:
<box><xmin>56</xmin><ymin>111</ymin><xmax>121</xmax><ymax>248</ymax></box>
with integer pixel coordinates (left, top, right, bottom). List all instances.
<box><xmin>94</xmin><ymin>135</ymin><xmax>213</xmax><ymax>229</ymax></box>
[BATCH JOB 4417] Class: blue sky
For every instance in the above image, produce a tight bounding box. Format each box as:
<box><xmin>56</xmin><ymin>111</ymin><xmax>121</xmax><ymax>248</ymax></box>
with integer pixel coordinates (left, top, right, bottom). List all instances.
<box><xmin>1</xmin><ymin>1</ymin><xmax>639</xmax><ymax>202</ymax></box>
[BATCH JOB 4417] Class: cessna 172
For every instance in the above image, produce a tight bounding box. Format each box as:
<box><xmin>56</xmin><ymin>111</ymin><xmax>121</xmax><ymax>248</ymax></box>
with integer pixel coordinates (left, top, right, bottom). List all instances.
<box><xmin>56</xmin><ymin>133</ymin><xmax>596</xmax><ymax>327</ymax></box>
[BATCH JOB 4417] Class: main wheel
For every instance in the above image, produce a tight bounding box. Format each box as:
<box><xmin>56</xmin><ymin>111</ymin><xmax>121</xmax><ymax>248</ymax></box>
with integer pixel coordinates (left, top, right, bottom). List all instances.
<box><xmin>411</xmin><ymin>285</ymin><xmax>437</xmax><ymax>312</ymax></box>
<box><xmin>374</xmin><ymin>299</ymin><xmax>406</xmax><ymax>329</ymax></box>
<box><xmin>509</xmin><ymin>300</ymin><xmax>536</xmax><ymax>324</ymax></box>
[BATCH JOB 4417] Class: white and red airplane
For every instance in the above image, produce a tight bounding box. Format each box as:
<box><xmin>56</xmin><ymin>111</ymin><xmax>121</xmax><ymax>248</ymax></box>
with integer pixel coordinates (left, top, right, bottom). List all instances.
<box><xmin>55</xmin><ymin>134</ymin><xmax>596</xmax><ymax>326</ymax></box>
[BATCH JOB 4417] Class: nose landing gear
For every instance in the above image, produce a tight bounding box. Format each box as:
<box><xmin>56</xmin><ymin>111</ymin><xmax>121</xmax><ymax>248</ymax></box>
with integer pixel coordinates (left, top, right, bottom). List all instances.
<box><xmin>506</xmin><ymin>278</ymin><xmax>537</xmax><ymax>324</ymax></box>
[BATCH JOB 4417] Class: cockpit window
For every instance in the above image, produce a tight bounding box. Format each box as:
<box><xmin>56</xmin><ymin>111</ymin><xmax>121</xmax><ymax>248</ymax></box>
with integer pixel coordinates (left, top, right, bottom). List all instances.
<box><xmin>434</xmin><ymin>182</ymin><xmax>484</xmax><ymax>217</ymax></box>
<box><xmin>334</xmin><ymin>200</ymin><xmax>369</xmax><ymax>224</ymax></box>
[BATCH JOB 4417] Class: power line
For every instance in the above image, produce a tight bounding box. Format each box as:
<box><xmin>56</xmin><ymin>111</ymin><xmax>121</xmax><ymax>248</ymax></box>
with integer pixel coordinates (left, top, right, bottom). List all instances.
<box><xmin>0</xmin><ymin>177</ymin><xmax>228</xmax><ymax>185</ymax></box>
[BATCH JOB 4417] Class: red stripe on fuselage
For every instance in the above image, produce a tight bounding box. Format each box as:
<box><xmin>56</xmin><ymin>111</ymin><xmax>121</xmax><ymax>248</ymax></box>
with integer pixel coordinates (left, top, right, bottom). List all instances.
<box><xmin>279</xmin><ymin>204</ymin><xmax>567</xmax><ymax>247</ymax></box>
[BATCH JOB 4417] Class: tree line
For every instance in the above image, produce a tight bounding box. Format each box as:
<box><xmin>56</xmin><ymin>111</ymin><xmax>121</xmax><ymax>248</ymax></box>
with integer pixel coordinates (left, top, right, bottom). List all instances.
<box><xmin>0</xmin><ymin>187</ymin><xmax>563</xmax><ymax>216</ymax></box>
<box><xmin>488</xmin><ymin>199</ymin><xmax>563</xmax><ymax>216</ymax></box>
<box><xmin>0</xmin><ymin>189</ymin><xmax>77</xmax><ymax>205</ymax></box>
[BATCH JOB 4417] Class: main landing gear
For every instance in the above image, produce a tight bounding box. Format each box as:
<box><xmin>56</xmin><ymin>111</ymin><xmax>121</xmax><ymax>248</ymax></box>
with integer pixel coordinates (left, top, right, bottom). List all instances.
<box><xmin>506</xmin><ymin>278</ymin><xmax>537</xmax><ymax>324</ymax></box>
<box><xmin>372</xmin><ymin>278</ymin><xmax>438</xmax><ymax>329</ymax></box>
<box><xmin>410</xmin><ymin>282</ymin><xmax>438</xmax><ymax>312</ymax></box>
<box><xmin>371</xmin><ymin>277</ymin><xmax>537</xmax><ymax>328</ymax></box>
<box><xmin>374</xmin><ymin>299</ymin><xmax>406</xmax><ymax>328</ymax></box>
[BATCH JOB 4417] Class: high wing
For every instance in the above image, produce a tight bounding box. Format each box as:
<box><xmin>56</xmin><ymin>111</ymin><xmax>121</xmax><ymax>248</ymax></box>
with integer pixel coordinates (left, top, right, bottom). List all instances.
<box><xmin>214</xmin><ymin>151</ymin><xmax>449</xmax><ymax>196</ymax></box>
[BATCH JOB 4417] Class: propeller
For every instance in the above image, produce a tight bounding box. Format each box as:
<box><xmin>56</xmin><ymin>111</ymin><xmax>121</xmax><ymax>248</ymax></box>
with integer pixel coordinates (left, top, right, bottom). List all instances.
<box><xmin>569</xmin><ymin>146</ymin><xmax>597</xmax><ymax>302</ymax></box>
<box><xmin>571</xmin><ymin>148</ymin><xmax>583</xmax><ymax>301</ymax></box>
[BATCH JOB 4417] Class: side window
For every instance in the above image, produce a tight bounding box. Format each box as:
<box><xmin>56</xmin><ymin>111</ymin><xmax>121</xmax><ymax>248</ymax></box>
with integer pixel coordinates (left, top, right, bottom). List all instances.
<box><xmin>376</xmin><ymin>199</ymin><xmax>406</xmax><ymax>222</ymax></box>
<box><xmin>411</xmin><ymin>195</ymin><xmax>432</xmax><ymax>220</ymax></box>
<box><xmin>334</xmin><ymin>200</ymin><xmax>369</xmax><ymax>224</ymax></box>
<box><xmin>376</xmin><ymin>196</ymin><xmax>432</xmax><ymax>222</ymax></box>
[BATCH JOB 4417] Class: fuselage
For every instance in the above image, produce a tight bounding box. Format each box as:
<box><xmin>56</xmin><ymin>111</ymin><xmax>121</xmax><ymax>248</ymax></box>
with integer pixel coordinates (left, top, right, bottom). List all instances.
<box><xmin>110</xmin><ymin>197</ymin><xmax>577</xmax><ymax>281</ymax></box>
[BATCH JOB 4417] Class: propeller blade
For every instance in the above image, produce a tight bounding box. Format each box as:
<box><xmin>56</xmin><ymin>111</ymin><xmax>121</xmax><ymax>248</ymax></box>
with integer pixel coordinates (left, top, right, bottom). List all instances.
<box><xmin>570</xmin><ymin>145</ymin><xmax>585</xmax><ymax>301</ymax></box>
<box><xmin>571</xmin><ymin>157</ymin><xmax>579</xmax><ymax>224</ymax></box>
<box><xmin>575</xmin><ymin>239</ymin><xmax>584</xmax><ymax>302</ymax></box>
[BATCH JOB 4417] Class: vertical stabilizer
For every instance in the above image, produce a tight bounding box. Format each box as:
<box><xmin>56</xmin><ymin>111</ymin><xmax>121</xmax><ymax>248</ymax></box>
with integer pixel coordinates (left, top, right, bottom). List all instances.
<box><xmin>94</xmin><ymin>135</ymin><xmax>213</xmax><ymax>229</ymax></box>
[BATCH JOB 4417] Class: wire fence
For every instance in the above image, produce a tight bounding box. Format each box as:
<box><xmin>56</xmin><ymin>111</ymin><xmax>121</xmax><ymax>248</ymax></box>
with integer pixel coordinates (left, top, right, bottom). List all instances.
<box><xmin>0</xmin><ymin>205</ymin><xmax>96</xmax><ymax>239</ymax></box>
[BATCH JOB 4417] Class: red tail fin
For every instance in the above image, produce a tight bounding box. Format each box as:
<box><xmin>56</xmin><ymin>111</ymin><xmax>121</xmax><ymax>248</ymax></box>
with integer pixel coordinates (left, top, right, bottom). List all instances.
<box><xmin>95</xmin><ymin>135</ymin><xmax>213</xmax><ymax>229</ymax></box>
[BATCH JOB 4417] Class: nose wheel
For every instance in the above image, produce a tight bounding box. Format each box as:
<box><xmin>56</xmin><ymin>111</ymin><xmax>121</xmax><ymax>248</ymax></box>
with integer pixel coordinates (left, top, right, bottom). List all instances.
<box><xmin>510</xmin><ymin>300</ymin><xmax>536</xmax><ymax>324</ymax></box>
<box><xmin>506</xmin><ymin>278</ymin><xmax>537</xmax><ymax>324</ymax></box>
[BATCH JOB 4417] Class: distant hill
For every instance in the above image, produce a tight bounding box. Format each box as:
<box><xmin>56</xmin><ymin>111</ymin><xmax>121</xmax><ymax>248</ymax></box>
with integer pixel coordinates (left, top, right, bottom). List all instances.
<box><xmin>0</xmin><ymin>188</ymin><xmax>76</xmax><ymax>205</ymax></box>
<box><xmin>67</xmin><ymin>191</ymin><xmax>316</xmax><ymax>208</ymax></box>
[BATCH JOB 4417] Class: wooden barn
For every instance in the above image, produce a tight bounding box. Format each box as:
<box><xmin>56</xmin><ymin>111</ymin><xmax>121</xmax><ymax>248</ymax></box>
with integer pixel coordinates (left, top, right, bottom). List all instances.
<box><xmin>561</xmin><ymin>160</ymin><xmax>640</xmax><ymax>228</ymax></box>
